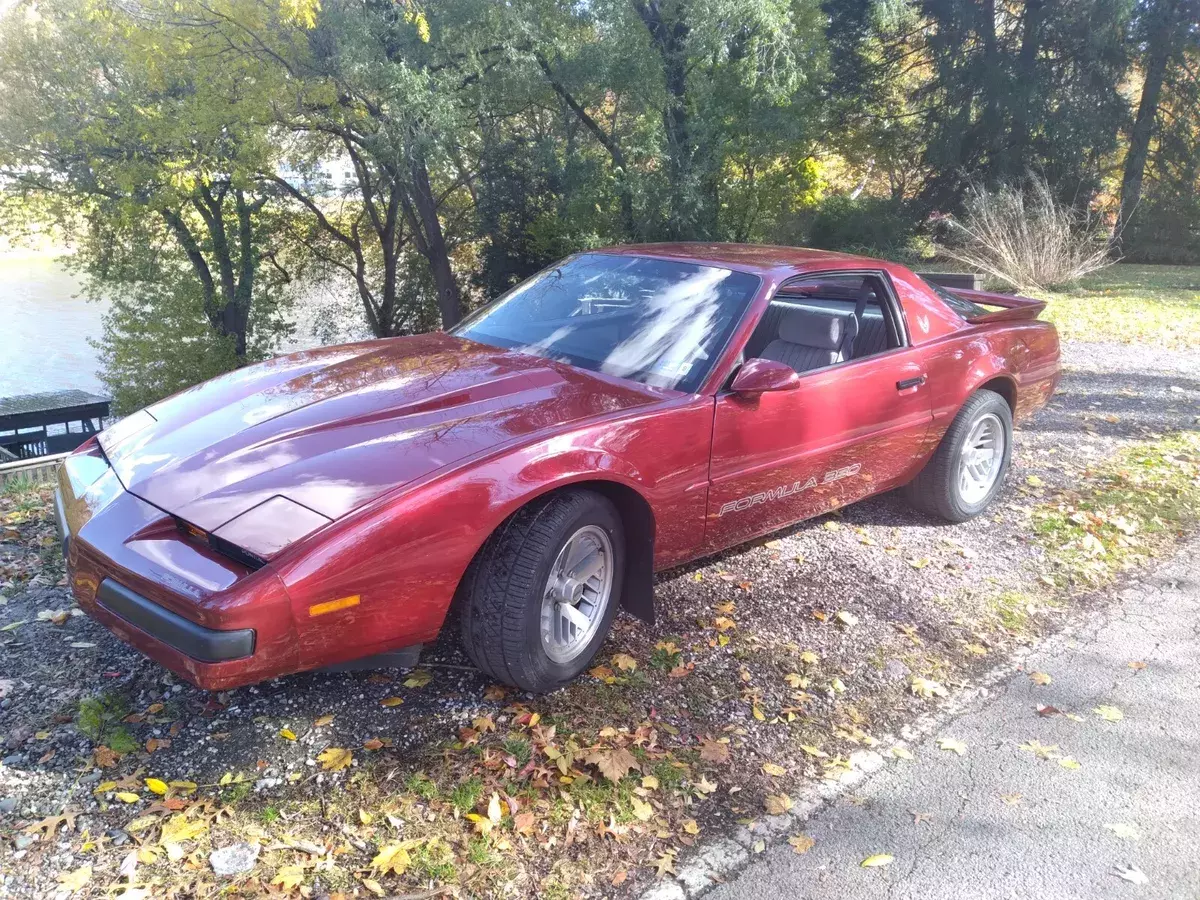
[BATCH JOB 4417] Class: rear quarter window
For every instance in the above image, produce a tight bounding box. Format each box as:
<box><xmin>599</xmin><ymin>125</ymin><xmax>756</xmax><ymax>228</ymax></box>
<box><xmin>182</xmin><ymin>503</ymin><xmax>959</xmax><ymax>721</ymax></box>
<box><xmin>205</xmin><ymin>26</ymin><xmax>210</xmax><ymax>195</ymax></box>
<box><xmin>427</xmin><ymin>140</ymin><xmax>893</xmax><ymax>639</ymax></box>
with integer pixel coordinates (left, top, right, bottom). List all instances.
<box><xmin>921</xmin><ymin>278</ymin><xmax>990</xmax><ymax>320</ymax></box>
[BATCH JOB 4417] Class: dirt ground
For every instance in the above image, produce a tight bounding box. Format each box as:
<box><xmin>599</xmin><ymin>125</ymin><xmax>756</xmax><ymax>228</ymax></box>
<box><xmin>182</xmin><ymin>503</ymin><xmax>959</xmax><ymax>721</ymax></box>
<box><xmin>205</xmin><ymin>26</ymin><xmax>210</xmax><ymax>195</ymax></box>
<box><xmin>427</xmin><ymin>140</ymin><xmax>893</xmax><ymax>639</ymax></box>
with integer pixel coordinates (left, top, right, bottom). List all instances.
<box><xmin>1</xmin><ymin>339</ymin><xmax>1198</xmax><ymax>899</ymax></box>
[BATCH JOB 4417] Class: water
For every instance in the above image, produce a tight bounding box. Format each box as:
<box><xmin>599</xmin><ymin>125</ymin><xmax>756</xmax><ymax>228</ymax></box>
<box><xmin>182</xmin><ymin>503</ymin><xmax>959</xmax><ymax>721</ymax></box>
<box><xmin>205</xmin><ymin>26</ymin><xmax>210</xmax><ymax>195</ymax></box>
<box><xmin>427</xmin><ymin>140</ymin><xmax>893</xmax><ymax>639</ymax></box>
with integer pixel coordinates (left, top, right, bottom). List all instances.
<box><xmin>0</xmin><ymin>253</ymin><xmax>109</xmax><ymax>398</ymax></box>
<box><xmin>0</xmin><ymin>252</ymin><xmax>367</xmax><ymax>402</ymax></box>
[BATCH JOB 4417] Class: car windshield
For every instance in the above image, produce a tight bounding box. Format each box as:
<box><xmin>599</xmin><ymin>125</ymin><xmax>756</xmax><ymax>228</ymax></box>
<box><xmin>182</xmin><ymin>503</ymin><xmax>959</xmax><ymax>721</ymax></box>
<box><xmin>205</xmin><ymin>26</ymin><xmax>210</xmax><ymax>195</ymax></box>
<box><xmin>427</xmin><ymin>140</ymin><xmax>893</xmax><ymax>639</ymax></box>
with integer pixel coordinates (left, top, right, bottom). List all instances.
<box><xmin>452</xmin><ymin>253</ymin><xmax>760</xmax><ymax>393</ymax></box>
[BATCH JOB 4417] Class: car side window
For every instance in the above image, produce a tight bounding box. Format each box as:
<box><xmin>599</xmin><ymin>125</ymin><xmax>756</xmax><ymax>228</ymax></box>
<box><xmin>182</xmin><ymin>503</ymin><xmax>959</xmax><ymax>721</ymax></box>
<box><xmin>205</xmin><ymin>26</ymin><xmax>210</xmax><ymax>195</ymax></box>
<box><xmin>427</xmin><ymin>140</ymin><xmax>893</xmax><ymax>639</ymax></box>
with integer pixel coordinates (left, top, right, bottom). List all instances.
<box><xmin>741</xmin><ymin>273</ymin><xmax>903</xmax><ymax>375</ymax></box>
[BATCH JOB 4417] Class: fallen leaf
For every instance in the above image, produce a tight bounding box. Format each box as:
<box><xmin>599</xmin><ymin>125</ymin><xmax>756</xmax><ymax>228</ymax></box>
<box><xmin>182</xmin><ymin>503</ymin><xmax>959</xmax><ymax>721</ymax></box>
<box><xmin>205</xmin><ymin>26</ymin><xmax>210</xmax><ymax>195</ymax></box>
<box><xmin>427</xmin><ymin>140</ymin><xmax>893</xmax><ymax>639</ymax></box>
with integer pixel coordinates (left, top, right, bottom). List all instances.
<box><xmin>1094</xmin><ymin>705</ymin><xmax>1124</xmax><ymax>722</ymax></box>
<box><xmin>764</xmin><ymin>794</ymin><xmax>793</xmax><ymax>815</ymax></box>
<box><xmin>271</xmin><ymin>866</ymin><xmax>306</xmax><ymax>891</ymax></box>
<box><xmin>317</xmin><ymin>747</ymin><xmax>353</xmax><ymax>771</ymax></box>
<box><xmin>1057</xmin><ymin>756</ymin><xmax>1081</xmax><ymax>770</ymax></box>
<box><xmin>629</xmin><ymin>797</ymin><xmax>654</xmax><ymax>822</ymax></box>
<box><xmin>611</xmin><ymin>653</ymin><xmax>638</xmax><ymax>671</ymax></box>
<box><xmin>57</xmin><ymin>865</ymin><xmax>91</xmax><ymax>892</ymax></box>
<box><xmin>313</xmin><ymin>714</ymin><xmax>335</xmax><ymax>727</ymax></box>
<box><xmin>861</xmin><ymin>853</ymin><xmax>894</xmax><ymax>868</ymax></box>
<box><xmin>890</xmin><ymin>746</ymin><xmax>914</xmax><ymax>760</ymax></box>
<box><xmin>642</xmin><ymin>775</ymin><xmax>659</xmax><ymax>790</ymax></box>
<box><xmin>799</xmin><ymin>650</ymin><xmax>820</xmax><ymax>666</ymax></box>
<box><xmin>585</xmin><ymin>746</ymin><xmax>639</xmax><ymax>782</ymax></box>
<box><xmin>116</xmin><ymin>792</ymin><xmax>141</xmax><ymax>803</ymax></box>
<box><xmin>1029</xmin><ymin>671</ymin><xmax>1052</xmax><ymax>685</ymax></box>
<box><xmin>363</xmin><ymin>738</ymin><xmax>384</xmax><ymax>751</ymax></box>
<box><xmin>911</xmin><ymin>676</ymin><xmax>947</xmax><ymax>699</ymax></box>
<box><xmin>761</xmin><ymin>762</ymin><xmax>787</xmax><ymax>777</ymax></box>
<box><xmin>699</xmin><ymin>738</ymin><xmax>731</xmax><ymax>764</ymax></box>
<box><xmin>937</xmin><ymin>737</ymin><xmax>967</xmax><ymax>756</ymax></box>
<box><xmin>681</xmin><ymin>818</ymin><xmax>700</xmax><ymax>835</ymax></box>
<box><xmin>652</xmin><ymin>849</ymin><xmax>677</xmax><ymax>878</ymax></box>
<box><xmin>788</xmin><ymin>834</ymin><xmax>814</xmax><ymax>854</ymax></box>
<box><xmin>1000</xmin><ymin>793</ymin><xmax>1023</xmax><ymax>805</ymax></box>
<box><xmin>279</xmin><ymin>728</ymin><xmax>297</xmax><ymax>741</ymax></box>
<box><xmin>800</xmin><ymin>744</ymin><xmax>828</xmax><ymax>758</ymax></box>
<box><xmin>371</xmin><ymin>842</ymin><xmax>411</xmax><ymax>876</ymax></box>
<box><xmin>1127</xmin><ymin>661</ymin><xmax>1146</xmax><ymax>672</ymax></box>
<box><xmin>713</xmin><ymin>616</ymin><xmax>737</xmax><ymax>632</ymax></box>
<box><xmin>159</xmin><ymin>814</ymin><xmax>208</xmax><ymax>847</ymax></box>
<box><xmin>836</xmin><ymin>610</ymin><xmax>859</xmax><ymax>628</ymax></box>
<box><xmin>379</xmin><ymin>697</ymin><xmax>404</xmax><ymax>708</ymax></box>
<box><xmin>403</xmin><ymin>670</ymin><xmax>432</xmax><ymax>688</ymax></box>
<box><xmin>1019</xmin><ymin>739</ymin><xmax>1061</xmax><ymax>760</ymax></box>
<box><xmin>482</xmin><ymin>685</ymin><xmax>508</xmax><ymax>701</ymax></box>
<box><xmin>907</xmin><ymin>557</ymin><xmax>930</xmax><ymax>569</ymax></box>
<box><xmin>144</xmin><ymin>778</ymin><xmax>168</xmax><ymax>796</ymax></box>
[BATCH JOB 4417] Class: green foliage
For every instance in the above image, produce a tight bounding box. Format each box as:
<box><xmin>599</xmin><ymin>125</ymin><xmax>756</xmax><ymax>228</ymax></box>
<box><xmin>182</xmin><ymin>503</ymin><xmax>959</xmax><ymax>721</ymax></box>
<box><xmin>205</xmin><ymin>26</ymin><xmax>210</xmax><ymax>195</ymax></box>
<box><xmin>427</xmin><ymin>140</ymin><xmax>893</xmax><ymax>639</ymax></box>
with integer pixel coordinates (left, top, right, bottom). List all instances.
<box><xmin>804</xmin><ymin>195</ymin><xmax>925</xmax><ymax>258</ymax></box>
<box><xmin>448</xmin><ymin>776</ymin><xmax>484</xmax><ymax>815</ymax></box>
<box><xmin>77</xmin><ymin>692</ymin><xmax>135</xmax><ymax>751</ymax></box>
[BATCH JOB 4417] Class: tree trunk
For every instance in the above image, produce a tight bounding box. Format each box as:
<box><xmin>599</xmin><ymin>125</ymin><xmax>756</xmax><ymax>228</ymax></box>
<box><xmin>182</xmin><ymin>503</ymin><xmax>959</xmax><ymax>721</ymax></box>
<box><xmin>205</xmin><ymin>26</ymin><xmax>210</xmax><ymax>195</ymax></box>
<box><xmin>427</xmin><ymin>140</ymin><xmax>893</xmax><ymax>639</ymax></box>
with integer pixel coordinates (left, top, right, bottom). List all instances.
<box><xmin>404</xmin><ymin>150</ymin><xmax>462</xmax><ymax>329</ymax></box>
<box><xmin>1008</xmin><ymin>0</ymin><xmax>1045</xmax><ymax>177</ymax></box>
<box><xmin>1118</xmin><ymin>2</ymin><xmax>1179</xmax><ymax>237</ymax></box>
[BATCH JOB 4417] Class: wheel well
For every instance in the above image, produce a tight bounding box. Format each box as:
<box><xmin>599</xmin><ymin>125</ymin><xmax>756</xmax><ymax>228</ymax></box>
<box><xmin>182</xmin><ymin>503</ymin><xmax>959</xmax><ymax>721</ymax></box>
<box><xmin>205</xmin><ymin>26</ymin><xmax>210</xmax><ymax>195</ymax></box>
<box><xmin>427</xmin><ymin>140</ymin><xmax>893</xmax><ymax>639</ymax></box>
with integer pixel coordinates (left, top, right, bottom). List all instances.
<box><xmin>979</xmin><ymin>376</ymin><xmax>1016</xmax><ymax>414</ymax></box>
<box><xmin>569</xmin><ymin>480</ymin><xmax>657</xmax><ymax>625</ymax></box>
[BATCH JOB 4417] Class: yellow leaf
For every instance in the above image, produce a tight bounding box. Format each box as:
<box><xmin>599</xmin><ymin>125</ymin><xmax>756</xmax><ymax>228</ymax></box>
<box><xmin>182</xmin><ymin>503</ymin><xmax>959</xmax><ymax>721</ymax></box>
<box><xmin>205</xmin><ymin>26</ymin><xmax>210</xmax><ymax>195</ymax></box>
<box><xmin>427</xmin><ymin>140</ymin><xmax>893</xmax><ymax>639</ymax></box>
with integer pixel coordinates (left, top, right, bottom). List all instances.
<box><xmin>1057</xmin><ymin>756</ymin><xmax>1081</xmax><ymax>770</ymax></box>
<box><xmin>271</xmin><ymin>865</ymin><xmax>306</xmax><ymax>890</ymax></box>
<box><xmin>764</xmin><ymin>794</ymin><xmax>792</xmax><ymax>815</ymax></box>
<box><xmin>642</xmin><ymin>775</ymin><xmax>659</xmax><ymax>790</ymax></box>
<box><xmin>116</xmin><ymin>792</ymin><xmax>140</xmax><ymax>803</ymax></box>
<box><xmin>362</xmin><ymin>878</ymin><xmax>386</xmax><ymax>897</ymax></box>
<box><xmin>762</xmin><ymin>762</ymin><xmax>787</xmax><ymax>777</ymax></box>
<box><xmin>317</xmin><ymin>747</ymin><xmax>353</xmax><ymax>771</ymax></box>
<box><xmin>159</xmin><ymin>814</ymin><xmax>208</xmax><ymax>847</ymax></box>
<box><xmin>830</xmin><ymin>677</ymin><xmax>846</xmax><ymax>693</ymax></box>
<box><xmin>937</xmin><ymin>737</ymin><xmax>967</xmax><ymax>756</ymax></box>
<box><xmin>487</xmin><ymin>792</ymin><xmax>503</xmax><ymax>824</ymax></box>
<box><xmin>585</xmin><ymin>746</ymin><xmax>640</xmax><ymax>782</ymax></box>
<box><xmin>313</xmin><ymin>714</ymin><xmax>334</xmax><ymax>727</ymax></box>
<box><xmin>713</xmin><ymin>616</ymin><xmax>737</xmax><ymax>632</ymax></box>
<box><xmin>94</xmin><ymin>781</ymin><xmax>117</xmax><ymax>793</ymax></box>
<box><xmin>630</xmin><ymin>797</ymin><xmax>654</xmax><ymax>822</ymax></box>
<box><xmin>836</xmin><ymin>610</ymin><xmax>859</xmax><ymax>627</ymax></box>
<box><xmin>890</xmin><ymin>746</ymin><xmax>914</xmax><ymax>760</ymax></box>
<box><xmin>380</xmin><ymin>696</ymin><xmax>404</xmax><ymax>707</ymax></box>
<box><xmin>861</xmin><ymin>853</ymin><xmax>894</xmax><ymax>868</ymax></box>
<box><xmin>800</xmin><ymin>745</ymin><xmax>828</xmax><ymax>758</ymax></box>
<box><xmin>359</xmin><ymin>809</ymin><xmax>374</xmax><ymax>825</ymax></box>
<box><xmin>279</xmin><ymin>728</ymin><xmax>297</xmax><ymax>741</ymax></box>
<box><xmin>403</xmin><ymin>670</ymin><xmax>432</xmax><ymax>688</ymax></box>
<box><xmin>911</xmin><ymin>677</ymin><xmax>947</xmax><ymax>699</ymax></box>
<box><xmin>908</xmin><ymin>557</ymin><xmax>930</xmax><ymax>569</ymax></box>
<box><xmin>800</xmin><ymin>650</ymin><xmax>820</xmax><ymax>666</ymax></box>
<box><xmin>1029</xmin><ymin>671</ymin><xmax>1052</xmax><ymax>685</ymax></box>
<box><xmin>144</xmin><ymin>778</ymin><xmax>168</xmax><ymax>796</ymax></box>
<box><xmin>652</xmin><ymin>850</ymin><xmax>677</xmax><ymax>878</ymax></box>
<box><xmin>57</xmin><ymin>865</ymin><xmax>91</xmax><ymax>892</ymax></box>
<box><xmin>752</xmin><ymin>705</ymin><xmax>766</xmax><ymax>721</ymax></box>
<box><xmin>371</xmin><ymin>843</ymin><xmax>411</xmax><ymax>875</ymax></box>
<box><xmin>788</xmin><ymin>834</ymin><xmax>814</xmax><ymax>854</ymax></box>
<box><xmin>612</xmin><ymin>653</ymin><xmax>638</xmax><ymax>671</ymax></box>
<box><xmin>682</xmin><ymin>818</ymin><xmax>700</xmax><ymax>835</ymax></box>
<box><xmin>169</xmin><ymin>780</ymin><xmax>197</xmax><ymax>794</ymax></box>
<box><xmin>1094</xmin><ymin>705</ymin><xmax>1123</xmax><ymax>722</ymax></box>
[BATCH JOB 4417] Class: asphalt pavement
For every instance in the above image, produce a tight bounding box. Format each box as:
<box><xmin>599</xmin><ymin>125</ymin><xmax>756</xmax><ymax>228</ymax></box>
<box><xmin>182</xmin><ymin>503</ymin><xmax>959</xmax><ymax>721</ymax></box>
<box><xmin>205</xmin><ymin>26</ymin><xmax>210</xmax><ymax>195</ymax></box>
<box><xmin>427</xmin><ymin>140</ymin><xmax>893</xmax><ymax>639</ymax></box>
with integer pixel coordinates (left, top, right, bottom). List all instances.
<box><xmin>708</xmin><ymin>540</ymin><xmax>1200</xmax><ymax>900</ymax></box>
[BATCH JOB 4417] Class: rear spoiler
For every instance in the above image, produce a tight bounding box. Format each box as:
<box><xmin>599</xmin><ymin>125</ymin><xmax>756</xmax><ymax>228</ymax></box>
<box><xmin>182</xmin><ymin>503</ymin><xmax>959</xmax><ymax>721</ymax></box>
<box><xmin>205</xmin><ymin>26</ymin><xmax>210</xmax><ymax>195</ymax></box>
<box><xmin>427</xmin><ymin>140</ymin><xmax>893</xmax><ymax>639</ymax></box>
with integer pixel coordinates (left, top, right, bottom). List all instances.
<box><xmin>952</xmin><ymin>288</ymin><xmax>1047</xmax><ymax>324</ymax></box>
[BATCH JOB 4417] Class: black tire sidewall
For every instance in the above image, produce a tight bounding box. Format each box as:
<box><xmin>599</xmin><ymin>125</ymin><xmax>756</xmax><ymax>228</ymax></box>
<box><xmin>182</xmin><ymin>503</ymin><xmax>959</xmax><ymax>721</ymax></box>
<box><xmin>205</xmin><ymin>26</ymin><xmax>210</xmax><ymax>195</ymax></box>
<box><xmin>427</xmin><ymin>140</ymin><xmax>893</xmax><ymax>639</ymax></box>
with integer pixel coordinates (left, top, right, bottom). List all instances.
<box><xmin>947</xmin><ymin>393</ymin><xmax>1013</xmax><ymax>519</ymax></box>
<box><xmin>515</xmin><ymin>495</ymin><xmax>625</xmax><ymax>689</ymax></box>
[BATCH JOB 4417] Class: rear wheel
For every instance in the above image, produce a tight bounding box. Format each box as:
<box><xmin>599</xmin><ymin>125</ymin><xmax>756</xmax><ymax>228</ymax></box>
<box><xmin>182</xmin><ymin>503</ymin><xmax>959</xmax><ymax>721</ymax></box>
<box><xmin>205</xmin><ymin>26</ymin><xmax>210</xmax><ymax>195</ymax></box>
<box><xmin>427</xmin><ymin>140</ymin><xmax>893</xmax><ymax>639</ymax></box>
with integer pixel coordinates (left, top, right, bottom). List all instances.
<box><xmin>904</xmin><ymin>389</ymin><xmax>1013</xmax><ymax>522</ymax></box>
<box><xmin>459</xmin><ymin>490</ymin><xmax>624</xmax><ymax>693</ymax></box>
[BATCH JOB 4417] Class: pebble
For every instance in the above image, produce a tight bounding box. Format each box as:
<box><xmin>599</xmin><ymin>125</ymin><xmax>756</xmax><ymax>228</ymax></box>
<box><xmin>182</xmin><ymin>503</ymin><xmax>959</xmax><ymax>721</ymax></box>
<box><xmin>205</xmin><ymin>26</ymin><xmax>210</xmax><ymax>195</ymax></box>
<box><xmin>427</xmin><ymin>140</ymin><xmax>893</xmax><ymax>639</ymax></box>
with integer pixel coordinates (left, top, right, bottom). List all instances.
<box><xmin>0</xmin><ymin>797</ymin><xmax>16</xmax><ymax>814</ymax></box>
<box><xmin>209</xmin><ymin>842</ymin><xmax>260</xmax><ymax>877</ymax></box>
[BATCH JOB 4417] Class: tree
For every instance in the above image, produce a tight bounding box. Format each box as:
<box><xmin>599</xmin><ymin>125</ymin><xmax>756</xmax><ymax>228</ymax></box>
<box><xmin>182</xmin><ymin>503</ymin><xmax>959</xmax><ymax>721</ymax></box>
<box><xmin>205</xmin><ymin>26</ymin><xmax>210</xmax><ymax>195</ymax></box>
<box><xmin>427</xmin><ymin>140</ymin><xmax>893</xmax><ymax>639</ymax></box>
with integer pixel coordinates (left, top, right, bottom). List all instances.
<box><xmin>0</xmin><ymin>0</ymin><xmax>298</xmax><ymax>408</ymax></box>
<box><xmin>1118</xmin><ymin>0</ymin><xmax>1200</xmax><ymax>237</ymax></box>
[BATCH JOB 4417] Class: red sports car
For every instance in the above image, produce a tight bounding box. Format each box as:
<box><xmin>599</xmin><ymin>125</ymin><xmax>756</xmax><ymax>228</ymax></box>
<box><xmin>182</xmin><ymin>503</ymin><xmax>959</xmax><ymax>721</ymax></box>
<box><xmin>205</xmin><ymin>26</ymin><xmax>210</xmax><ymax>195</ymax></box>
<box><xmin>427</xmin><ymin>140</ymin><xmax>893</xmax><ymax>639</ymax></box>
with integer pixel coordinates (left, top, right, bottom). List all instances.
<box><xmin>55</xmin><ymin>245</ymin><xmax>1060</xmax><ymax>693</ymax></box>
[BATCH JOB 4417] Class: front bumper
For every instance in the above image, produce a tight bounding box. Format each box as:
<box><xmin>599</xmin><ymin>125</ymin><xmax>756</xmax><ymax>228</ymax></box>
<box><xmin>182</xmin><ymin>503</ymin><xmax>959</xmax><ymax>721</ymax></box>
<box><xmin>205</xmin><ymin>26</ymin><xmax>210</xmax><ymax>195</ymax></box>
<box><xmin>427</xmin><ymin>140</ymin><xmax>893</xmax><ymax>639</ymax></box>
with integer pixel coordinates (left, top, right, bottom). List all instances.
<box><xmin>57</xmin><ymin>469</ymin><xmax>299</xmax><ymax>690</ymax></box>
<box><xmin>95</xmin><ymin>578</ymin><xmax>255</xmax><ymax>663</ymax></box>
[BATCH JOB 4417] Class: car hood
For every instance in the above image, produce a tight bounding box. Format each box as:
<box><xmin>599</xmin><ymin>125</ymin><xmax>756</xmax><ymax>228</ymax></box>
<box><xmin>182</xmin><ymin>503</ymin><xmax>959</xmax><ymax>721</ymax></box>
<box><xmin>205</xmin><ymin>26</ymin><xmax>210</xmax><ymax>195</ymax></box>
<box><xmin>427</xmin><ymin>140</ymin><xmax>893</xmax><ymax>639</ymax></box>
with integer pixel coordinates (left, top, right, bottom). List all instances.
<box><xmin>99</xmin><ymin>333</ymin><xmax>667</xmax><ymax>545</ymax></box>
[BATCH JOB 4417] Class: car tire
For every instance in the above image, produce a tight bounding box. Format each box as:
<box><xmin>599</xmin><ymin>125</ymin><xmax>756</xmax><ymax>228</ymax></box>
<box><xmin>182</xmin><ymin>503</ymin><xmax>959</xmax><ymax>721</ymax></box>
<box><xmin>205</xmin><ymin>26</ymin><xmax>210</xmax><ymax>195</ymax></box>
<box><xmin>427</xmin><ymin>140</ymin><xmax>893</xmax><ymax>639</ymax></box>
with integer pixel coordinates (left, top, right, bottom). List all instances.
<box><xmin>458</xmin><ymin>489</ymin><xmax>625</xmax><ymax>693</ymax></box>
<box><xmin>904</xmin><ymin>389</ymin><xmax>1013</xmax><ymax>523</ymax></box>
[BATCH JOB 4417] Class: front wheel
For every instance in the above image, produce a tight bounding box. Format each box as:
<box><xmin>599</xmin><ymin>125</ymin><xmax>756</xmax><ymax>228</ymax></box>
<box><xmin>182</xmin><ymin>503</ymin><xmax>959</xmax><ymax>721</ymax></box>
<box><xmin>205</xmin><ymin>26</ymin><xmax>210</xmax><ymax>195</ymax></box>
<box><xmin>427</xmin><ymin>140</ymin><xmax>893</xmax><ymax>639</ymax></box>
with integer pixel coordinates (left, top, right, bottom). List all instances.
<box><xmin>459</xmin><ymin>490</ymin><xmax>624</xmax><ymax>693</ymax></box>
<box><xmin>904</xmin><ymin>389</ymin><xmax>1013</xmax><ymax>522</ymax></box>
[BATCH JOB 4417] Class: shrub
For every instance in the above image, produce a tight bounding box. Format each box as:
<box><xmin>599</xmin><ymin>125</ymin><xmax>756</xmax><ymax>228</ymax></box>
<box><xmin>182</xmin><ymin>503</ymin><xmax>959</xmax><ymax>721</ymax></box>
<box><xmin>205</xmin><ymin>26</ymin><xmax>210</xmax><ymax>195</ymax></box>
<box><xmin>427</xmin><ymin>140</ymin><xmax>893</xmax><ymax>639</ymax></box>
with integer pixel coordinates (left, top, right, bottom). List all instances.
<box><xmin>1122</xmin><ymin>193</ymin><xmax>1200</xmax><ymax>265</ymax></box>
<box><xmin>942</xmin><ymin>174</ymin><xmax>1115</xmax><ymax>291</ymax></box>
<box><xmin>804</xmin><ymin>195</ymin><xmax>928</xmax><ymax>260</ymax></box>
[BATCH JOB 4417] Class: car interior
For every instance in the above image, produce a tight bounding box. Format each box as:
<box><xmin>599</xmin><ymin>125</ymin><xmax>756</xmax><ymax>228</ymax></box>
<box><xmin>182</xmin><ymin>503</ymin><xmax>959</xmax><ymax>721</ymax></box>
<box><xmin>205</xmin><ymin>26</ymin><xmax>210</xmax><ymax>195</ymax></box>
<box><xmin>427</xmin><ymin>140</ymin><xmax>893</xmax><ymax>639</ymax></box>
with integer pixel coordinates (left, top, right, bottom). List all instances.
<box><xmin>741</xmin><ymin>273</ymin><xmax>904</xmax><ymax>376</ymax></box>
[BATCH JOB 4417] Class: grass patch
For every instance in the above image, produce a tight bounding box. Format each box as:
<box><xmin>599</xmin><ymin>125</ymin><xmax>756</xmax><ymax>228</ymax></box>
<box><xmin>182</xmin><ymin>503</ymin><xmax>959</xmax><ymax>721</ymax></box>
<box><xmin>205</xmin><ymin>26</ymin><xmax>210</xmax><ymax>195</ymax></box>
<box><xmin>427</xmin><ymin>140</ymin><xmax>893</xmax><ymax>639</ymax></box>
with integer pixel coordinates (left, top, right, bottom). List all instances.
<box><xmin>1034</xmin><ymin>432</ymin><xmax>1200</xmax><ymax>583</ymax></box>
<box><xmin>76</xmin><ymin>693</ymin><xmax>137</xmax><ymax>752</ymax></box>
<box><xmin>1038</xmin><ymin>263</ymin><xmax>1200</xmax><ymax>349</ymax></box>
<box><xmin>447</xmin><ymin>776</ymin><xmax>483</xmax><ymax>815</ymax></box>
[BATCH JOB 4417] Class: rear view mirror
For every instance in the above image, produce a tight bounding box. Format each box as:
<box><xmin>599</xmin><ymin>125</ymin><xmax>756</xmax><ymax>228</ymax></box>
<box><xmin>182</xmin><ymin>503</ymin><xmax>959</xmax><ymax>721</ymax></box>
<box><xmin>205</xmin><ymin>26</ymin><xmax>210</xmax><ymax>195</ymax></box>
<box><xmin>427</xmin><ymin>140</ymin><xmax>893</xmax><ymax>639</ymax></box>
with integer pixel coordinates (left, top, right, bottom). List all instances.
<box><xmin>730</xmin><ymin>358</ymin><xmax>800</xmax><ymax>394</ymax></box>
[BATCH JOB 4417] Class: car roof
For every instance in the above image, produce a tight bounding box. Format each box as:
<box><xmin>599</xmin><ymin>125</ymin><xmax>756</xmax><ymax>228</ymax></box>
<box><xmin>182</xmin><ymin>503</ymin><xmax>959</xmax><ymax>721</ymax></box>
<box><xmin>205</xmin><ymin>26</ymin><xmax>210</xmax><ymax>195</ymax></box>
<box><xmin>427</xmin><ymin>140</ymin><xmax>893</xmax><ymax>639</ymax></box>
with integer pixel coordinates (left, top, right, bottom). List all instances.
<box><xmin>594</xmin><ymin>243</ymin><xmax>896</xmax><ymax>279</ymax></box>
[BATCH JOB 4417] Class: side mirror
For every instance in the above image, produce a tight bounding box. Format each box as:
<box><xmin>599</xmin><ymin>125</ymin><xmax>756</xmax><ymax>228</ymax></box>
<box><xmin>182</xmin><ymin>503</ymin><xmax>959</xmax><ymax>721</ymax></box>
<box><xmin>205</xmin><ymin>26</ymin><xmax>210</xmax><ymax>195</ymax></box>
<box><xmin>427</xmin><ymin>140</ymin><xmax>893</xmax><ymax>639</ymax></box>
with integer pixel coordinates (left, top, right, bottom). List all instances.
<box><xmin>730</xmin><ymin>358</ymin><xmax>801</xmax><ymax>394</ymax></box>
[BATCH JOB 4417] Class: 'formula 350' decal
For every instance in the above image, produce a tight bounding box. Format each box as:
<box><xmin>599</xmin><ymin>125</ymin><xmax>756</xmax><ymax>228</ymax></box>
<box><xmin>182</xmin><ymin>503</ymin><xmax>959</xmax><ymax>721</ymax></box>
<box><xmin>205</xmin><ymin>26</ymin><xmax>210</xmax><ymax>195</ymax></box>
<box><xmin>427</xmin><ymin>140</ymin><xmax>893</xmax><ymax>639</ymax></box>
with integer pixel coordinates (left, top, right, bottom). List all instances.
<box><xmin>717</xmin><ymin>464</ymin><xmax>862</xmax><ymax>516</ymax></box>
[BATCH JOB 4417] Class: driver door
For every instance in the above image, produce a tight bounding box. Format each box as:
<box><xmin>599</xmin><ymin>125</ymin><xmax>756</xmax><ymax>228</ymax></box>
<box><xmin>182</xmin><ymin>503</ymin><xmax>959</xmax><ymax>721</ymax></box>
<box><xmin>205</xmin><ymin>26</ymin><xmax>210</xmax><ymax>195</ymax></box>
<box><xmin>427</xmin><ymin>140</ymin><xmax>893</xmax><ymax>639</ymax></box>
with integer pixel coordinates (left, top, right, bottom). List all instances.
<box><xmin>705</xmin><ymin>274</ymin><xmax>933</xmax><ymax>550</ymax></box>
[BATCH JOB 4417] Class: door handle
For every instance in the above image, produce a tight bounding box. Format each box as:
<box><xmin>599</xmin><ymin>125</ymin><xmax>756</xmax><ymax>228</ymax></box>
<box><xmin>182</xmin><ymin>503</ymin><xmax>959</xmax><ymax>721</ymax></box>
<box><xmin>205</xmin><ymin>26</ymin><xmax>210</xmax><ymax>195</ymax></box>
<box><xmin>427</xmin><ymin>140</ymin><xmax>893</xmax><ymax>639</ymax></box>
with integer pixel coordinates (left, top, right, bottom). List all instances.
<box><xmin>896</xmin><ymin>375</ymin><xmax>926</xmax><ymax>391</ymax></box>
